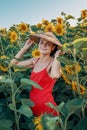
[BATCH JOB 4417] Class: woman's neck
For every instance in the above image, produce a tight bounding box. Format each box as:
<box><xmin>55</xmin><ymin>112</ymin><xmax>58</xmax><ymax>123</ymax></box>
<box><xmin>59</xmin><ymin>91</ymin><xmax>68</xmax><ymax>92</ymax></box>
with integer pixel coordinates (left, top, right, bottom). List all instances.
<box><xmin>39</xmin><ymin>54</ymin><xmax>51</xmax><ymax>63</ymax></box>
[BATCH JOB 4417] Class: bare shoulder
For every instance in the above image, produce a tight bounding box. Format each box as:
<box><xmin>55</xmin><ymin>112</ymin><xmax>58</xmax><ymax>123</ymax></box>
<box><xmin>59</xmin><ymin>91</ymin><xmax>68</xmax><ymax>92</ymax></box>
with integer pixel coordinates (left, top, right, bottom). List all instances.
<box><xmin>32</xmin><ymin>57</ymin><xmax>39</xmax><ymax>66</ymax></box>
<box><xmin>47</xmin><ymin>57</ymin><xmax>61</xmax><ymax>71</ymax></box>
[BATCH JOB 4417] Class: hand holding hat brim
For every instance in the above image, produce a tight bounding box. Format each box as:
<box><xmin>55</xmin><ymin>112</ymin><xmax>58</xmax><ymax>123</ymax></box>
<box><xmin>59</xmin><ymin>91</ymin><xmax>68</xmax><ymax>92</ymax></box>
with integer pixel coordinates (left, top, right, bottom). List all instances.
<box><xmin>29</xmin><ymin>32</ymin><xmax>62</xmax><ymax>47</ymax></box>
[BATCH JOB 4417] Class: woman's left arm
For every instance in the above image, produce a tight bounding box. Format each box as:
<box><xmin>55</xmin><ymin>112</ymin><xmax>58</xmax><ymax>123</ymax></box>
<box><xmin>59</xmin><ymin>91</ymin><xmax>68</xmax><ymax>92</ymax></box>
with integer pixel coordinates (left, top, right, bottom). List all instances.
<box><xmin>50</xmin><ymin>50</ymin><xmax>62</xmax><ymax>79</ymax></box>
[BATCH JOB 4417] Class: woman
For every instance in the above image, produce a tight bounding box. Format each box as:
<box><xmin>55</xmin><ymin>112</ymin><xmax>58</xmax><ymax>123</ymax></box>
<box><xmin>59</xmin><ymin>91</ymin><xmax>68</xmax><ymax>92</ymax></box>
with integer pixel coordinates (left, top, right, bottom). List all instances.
<box><xmin>11</xmin><ymin>32</ymin><xmax>63</xmax><ymax>116</ymax></box>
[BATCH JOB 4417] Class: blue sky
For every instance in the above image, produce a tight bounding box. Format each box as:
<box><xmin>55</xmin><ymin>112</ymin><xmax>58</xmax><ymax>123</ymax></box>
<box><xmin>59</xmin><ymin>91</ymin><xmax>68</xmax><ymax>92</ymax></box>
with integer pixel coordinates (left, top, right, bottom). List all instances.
<box><xmin>0</xmin><ymin>0</ymin><xmax>87</xmax><ymax>28</ymax></box>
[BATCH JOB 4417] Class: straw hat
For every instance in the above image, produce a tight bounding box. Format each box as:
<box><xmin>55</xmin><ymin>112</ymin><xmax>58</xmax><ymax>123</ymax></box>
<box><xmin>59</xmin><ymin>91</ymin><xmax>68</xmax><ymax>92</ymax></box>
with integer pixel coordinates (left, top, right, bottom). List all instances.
<box><xmin>29</xmin><ymin>32</ymin><xmax>62</xmax><ymax>47</ymax></box>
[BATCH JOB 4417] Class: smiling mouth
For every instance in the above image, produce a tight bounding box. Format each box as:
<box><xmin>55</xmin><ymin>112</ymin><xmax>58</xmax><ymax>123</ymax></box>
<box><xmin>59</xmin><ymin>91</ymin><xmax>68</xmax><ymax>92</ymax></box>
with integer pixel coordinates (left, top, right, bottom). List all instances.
<box><xmin>40</xmin><ymin>47</ymin><xmax>47</xmax><ymax>50</ymax></box>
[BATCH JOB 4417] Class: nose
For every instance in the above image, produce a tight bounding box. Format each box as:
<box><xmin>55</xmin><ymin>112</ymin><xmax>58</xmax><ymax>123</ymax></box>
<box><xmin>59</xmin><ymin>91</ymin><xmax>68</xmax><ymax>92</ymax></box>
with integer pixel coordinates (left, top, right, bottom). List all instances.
<box><xmin>40</xmin><ymin>42</ymin><xmax>47</xmax><ymax>47</ymax></box>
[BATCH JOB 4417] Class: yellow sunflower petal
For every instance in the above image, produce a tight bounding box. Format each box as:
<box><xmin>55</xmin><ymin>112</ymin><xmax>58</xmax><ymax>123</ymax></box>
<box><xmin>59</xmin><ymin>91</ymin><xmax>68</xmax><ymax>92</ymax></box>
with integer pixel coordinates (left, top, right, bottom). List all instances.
<box><xmin>54</xmin><ymin>24</ymin><xmax>64</xmax><ymax>36</ymax></box>
<box><xmin>9</xmin><ymin>31</ymin><xmax>18</xmax><ymax>43</ymax></box>
<box><xmin>17</xmin><ymin>22</ymin><xmax>29</xmax><ymax>34</ymax></box>
<box><xmin>32</xmin><ymin>49</ymin><xmax>40</xmax><ymax>58</ymax></box>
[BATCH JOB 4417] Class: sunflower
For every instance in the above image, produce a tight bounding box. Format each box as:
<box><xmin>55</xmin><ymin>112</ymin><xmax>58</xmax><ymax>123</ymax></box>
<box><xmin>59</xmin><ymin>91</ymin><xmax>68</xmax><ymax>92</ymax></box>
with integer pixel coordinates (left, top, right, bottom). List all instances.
<box><xmin>32</xmin><ymin>49</ymin><xmax>41</xmax><ymax>58</ymax></box>
<box><xmin>44</xmin><ymin>23</ymin><xmax>54</xmax><ymax>32</ymax></box>
<box><xmin>54</xmin><ymin>24</ymin><xmax>64</xmax><ymax>36</ymax></box>
<box><xmin>65</xmin><ymin>64</ymin><xmax>81</xmax><ymax>75</ymax></box>
<box><xmin>56</xmin><ymin>17</ymin><xmax>63</xmax><ymax>25</ymax></box>
<box><xmin>0</xmin><ymin>66</ymin><xmax>3</xmax><ymax>71</ymax></box>
<box><xmin>9</xmin><ymin>31</ymin><xmax>18</xmax><ymax>43</ymax></box>
<box><xmin>0</xmin><ymin>65</ymin><xmax>8</xmax><ymax>72</ymax></box>
<box><xmin>72</xmin><ymin>81</ymin><xmax>86</xmax><ymax>95</ymax></box>
<box><xmin>81</xmin><ymin>10</ymin><xmax>87</xmax><ymax>19</ymax></box>
<box><xmin>72</xmin><ymin>81</ymin><xmax>78</xmax><ymax>92</ymax></box>
<box><xmin>62</xmin><ymin>72</ymin><xmax>71</xmax><ymax>84</ymax></box>
<box><xmin>2</xmin><ymin>67</ymin><xmax>8</xmax><ymax>72</ymax></box>
<box><xmin>17</xmin><ymin>22</ymin><xmax>29</xmax><ymax>34</ymax></box>
<box><xmin>41</xmin><ymin>18</ymin><xmax>49</xmax><ymax>25</ymax></box>
<box><xmin>0</xmin><ymin>28</ymin><xmax>7</xmax><ymax>36</ymax></box>
<box><xmin>83</xmin><ymin>21</ymin><xmax>87</xmax><ymax>26</ymax></box>
<box><xmin>0</xmin><ymin>55</ymin><xmax>8</xmax><ymax>59</ymax></box>
<box><xmin>33</xmin><ymin>115</ymin><xmax>43</xmax><ymax>130</ymax></box>
<box><xmin>36</xmin><ymin>23</ymin><xmax>43</xmax><ymax>28</ymax></box>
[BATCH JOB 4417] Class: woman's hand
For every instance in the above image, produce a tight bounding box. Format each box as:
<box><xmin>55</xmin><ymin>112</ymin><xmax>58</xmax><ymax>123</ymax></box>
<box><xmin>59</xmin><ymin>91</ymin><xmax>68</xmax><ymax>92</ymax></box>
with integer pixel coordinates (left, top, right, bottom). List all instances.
<box><xmin>23</xmin><ymin>39</ymin><xmax>34</xmax><ymax>51</ymax></box>
<box><xmin>55</xmin><ymin>50</ymin><xmax>65</xmax><ymax>58</ymax></box>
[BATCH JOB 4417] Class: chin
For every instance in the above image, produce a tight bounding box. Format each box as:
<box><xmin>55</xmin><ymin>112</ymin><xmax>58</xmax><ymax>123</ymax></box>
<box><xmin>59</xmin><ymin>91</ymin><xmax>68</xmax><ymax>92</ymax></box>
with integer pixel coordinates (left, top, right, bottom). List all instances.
<box><xmin>41</xmin><ymin>51</ymin><xmax>47</xmax><ymax>55</ymax></box>
<box><xmin>39</xmin><ymin>48</ymin><xmax>50</xmax><ymax>55</ymax></box>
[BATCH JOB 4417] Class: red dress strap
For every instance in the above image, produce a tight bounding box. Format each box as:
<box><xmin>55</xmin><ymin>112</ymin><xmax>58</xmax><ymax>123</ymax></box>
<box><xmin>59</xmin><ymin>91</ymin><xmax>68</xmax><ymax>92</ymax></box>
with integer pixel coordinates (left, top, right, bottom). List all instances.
<box><xmin>33</xmin><ymin>58</ymin><xmax>40</xmax><ymax>67</ymax></box>
<box><xmin>45</xmin><ymin>60</ymin><xmax>52</xmax><ymax>69</ymax></box>
<box><xmin>33</xmin><ymin>58</ymin><xmax>52</xmax><ymax>70</ymax></box>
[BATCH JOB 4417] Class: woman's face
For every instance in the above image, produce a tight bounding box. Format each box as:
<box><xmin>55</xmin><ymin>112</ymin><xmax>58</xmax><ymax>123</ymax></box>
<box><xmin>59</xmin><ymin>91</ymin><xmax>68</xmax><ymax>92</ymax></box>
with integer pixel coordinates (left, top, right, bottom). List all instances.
<box><xmin>38</xmin><ymin>38</ymin><xmax>55</xmax><ymax>55</ymax></box>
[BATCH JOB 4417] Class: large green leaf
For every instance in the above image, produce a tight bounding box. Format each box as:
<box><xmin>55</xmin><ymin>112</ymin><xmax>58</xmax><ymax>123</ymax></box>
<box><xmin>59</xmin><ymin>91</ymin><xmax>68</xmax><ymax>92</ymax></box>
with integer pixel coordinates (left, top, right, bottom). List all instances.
<box><xmin>42</xmin><ymin>114</ymin><xmax>60</xmax><ymax>130</ymax></box>
<box><xmin>9</xmin><ymin>103</ymin><xmax>33</xmax><ymax>118</ymax></box>
<box><xmin>57</xmin><ymin>56</ymin><xmax>74</xmax><ymax>65</ymax></box>
<box><xmin>18</xmin><ymin>104</ymin><xmax>33</xmax><ymax>118</ymax></box>
<box><xmin>57</xmin><ymin>98</ymin><xmax>85</xmax><ymax>130</ymax></box>
<box><xmin>73</xmin><ymin>117</ymin><xmax>87</xmax><ymax>130</ymax></box>
<box><xmin>0</xmin><ymin>77</ymin><xmax>18</xmax><ymax>93</ymax></box>
<box><xmin>72</xmin><ymin>37</ymin><xmax>87</xmax><ymax>49</ymax></box>
<box><xmin>60</xmin><ymin>98</ymin><xmax>84</xmax><ymax>117</ymax></box>
<box><xmin>21</xmin><ymin>78</ymin><xmax>43</xmax><ymax>90</ymax></box>
<box><xmin>0</xmin><ymin>119</ymin><xmax>13</xmax><ymax>130</ymax></box>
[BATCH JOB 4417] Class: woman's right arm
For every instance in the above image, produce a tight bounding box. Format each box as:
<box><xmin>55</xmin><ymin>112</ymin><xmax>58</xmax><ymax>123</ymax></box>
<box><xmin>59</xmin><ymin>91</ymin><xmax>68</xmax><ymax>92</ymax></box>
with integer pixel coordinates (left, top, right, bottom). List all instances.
<box><xmin>10</xmin><ymin>39</ymin><xmax>35</xmax><ymax>68</ymax></box>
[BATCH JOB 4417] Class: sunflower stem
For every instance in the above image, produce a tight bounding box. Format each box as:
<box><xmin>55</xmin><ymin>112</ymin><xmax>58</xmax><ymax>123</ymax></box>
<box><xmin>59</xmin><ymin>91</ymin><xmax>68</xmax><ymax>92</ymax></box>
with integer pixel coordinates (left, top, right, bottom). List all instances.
<box><xmin>73</xmin><ymin>47</ymin><xmax>82</xmax><ymax>98</ymax></box>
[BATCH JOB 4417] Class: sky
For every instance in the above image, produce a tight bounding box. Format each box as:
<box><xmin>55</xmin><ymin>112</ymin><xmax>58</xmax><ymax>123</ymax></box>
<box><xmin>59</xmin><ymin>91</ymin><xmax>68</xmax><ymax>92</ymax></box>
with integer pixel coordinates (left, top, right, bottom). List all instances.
<box><xmin>0</xmin><ymin>0</ymin><xmax>87</xmax><ymax>29</ymax></box>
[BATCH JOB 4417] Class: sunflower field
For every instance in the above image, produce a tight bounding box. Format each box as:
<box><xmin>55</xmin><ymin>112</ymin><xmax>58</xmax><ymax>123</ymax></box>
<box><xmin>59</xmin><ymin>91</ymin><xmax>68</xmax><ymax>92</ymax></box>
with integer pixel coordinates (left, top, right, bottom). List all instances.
<box><xmin>0</xmin><ymin>10</ymin><xmax>87</xmax><ymax>130</ymax></box>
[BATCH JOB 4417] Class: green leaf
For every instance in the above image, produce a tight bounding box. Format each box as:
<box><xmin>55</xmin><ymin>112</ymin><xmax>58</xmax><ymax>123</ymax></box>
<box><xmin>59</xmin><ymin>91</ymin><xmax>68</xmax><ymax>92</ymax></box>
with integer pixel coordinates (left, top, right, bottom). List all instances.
<box><xmin>57</xmin><ymin>56</ymin><xmax>74</xmax><ymax>65</ymax></box>
<box><xmin>9</xmin><ymin>103</ymin><xmax>16</xmax><ymax>110</ymax></box>
<box><xmin>42</xmin><ymin>114</ymin><xmax>60</xmax><ymax>130</ymax></box>
<box><xmin>65</xmin><ymin>15</ymin><xmax>75</xmax><ymax>20</ymax></box>
<box><xmin>60</xmin><ymin>98</ymin><xmax>84</xmax><ymax>117</ymax></box>
<box><xmin>72</xmin><ymin>38</ymin><xmax>87</xmax><ymax>49</ymax></box>
<box><xmin>18</xmin><ymin>105</ymin><xmax>33</xmax><ymax>118</ymax></box>
<box><xmin>0</xmin><ymin>77</ymin><xmax>14</xmax><ymax>84</ymax></box>
<box><xmin>46</xmin><ymin>102</ymin><xmax>65</xmax><ymax>115</ymax></box>
<box><xmin>21</xmin><ymin>78</ymin><xmax>43</xmax><ymax>90</ymax></box>
<box><xmin>0</xmin><ymin>85</ymin><xmax>5</xmax><ymax>92</ymax></box>
<box><xmin>81</xmin><ymin>51</ymin><xmax>87</xmax><ymax>60</ymax></box>
<box><xmin>73</xmin><ymin>117</ymin><xmax>87</xmax><ymax>130</ymax></box>
<box><xmin>61</xmin><ymin>43</ymin><xmax>70</xmax><ymax>51</ymax></box>
<box><xmin>21</xmin><ymin>98</ymin><xmax>35</xmax><ymax>107</ymax></box>
<box><xmin>21</xmin><ymin>84</ymin><xmax>32</xmax><ymax>91</ymax></box>
<box><xmin>9</xmin><ymin>103</ymin><xmax>33</xmax><ymax>118</ymax></box>
<box><xmin>0</xmin><ymin>119</ymin><xmax>13</xmax><ymax>130</ymax></box>
<box><xmin>65</xmin><ymin>73</ymin><xmax>76</xmax><ymax>81</ymax></box>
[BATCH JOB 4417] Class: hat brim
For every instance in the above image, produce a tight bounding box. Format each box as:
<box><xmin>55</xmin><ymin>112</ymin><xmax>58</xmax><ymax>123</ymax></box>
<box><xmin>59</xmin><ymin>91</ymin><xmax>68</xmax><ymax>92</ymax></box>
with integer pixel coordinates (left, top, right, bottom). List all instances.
<box><xmin>29</xmin><ymin>34</ymin><xmax>62</xmax><ymax>47</ymax></box>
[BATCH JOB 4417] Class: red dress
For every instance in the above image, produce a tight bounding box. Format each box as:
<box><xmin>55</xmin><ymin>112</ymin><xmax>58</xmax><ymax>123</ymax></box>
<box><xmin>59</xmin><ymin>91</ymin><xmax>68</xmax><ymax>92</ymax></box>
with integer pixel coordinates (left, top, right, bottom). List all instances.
<box><xmin>30</xmin><ymin>59</ymin><xmax>59</xmax><ymax>116</ymax></box>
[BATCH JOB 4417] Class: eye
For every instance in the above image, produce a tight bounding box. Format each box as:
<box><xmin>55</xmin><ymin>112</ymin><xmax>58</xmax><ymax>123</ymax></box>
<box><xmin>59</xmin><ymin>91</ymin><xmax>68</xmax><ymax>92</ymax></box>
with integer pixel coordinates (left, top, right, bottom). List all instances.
<box><xmin>46</xmin><ymin>42</ymin><xmax>51</xmax><ymax>46</ymax></box>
